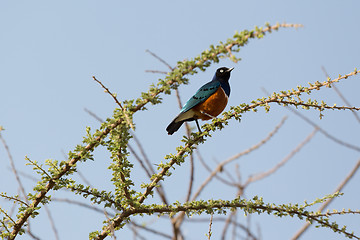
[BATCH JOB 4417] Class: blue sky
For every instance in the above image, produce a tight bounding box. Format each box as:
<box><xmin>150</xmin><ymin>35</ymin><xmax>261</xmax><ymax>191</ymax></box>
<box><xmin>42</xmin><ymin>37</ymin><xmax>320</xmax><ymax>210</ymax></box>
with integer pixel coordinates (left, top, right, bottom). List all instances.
<box><xmin>1</xmin><ymin>1</ymin><xmax>360</xmax><ymax>239</ymax></box>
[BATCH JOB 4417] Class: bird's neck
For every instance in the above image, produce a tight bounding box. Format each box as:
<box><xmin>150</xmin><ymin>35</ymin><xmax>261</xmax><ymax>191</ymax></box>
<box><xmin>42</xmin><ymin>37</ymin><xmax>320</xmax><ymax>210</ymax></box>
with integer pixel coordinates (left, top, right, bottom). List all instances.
<box><xmin>220</xmin><ymin>81</ymin><xmax>230</xmax><ymax>97</ymax></box>
<box><xmin>211</xmin><ymin>74</ymin><xmax>231</xmax><ymax>96</ymax></box>
<box><xmin>212</xmin><ymin>77</ymin><xmax>230</xmax><ymax>97</ymax></box>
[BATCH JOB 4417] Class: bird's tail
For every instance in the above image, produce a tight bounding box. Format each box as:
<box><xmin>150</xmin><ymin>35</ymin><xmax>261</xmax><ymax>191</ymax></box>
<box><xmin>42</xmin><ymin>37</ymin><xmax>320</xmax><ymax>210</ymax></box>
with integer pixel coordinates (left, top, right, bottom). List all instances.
<box><xmin>166</xmin><ymin>118</ymin><xmax>184</xmax><ymax>135</ymax></box>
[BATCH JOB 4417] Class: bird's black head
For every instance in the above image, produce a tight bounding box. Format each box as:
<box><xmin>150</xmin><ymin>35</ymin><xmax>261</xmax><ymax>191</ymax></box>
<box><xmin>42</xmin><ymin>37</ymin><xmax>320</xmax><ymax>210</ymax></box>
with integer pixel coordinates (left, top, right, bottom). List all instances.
<box><xmin>215</xmin><ymin>67</ymin><xmax>234</xmax><ymax>81</ymax></box>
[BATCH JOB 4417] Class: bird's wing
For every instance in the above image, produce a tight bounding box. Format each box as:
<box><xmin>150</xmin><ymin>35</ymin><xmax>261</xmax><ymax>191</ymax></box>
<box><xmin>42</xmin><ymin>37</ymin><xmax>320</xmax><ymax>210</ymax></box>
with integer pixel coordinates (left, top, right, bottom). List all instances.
<box><xmin>180</xmin><ymin>81</ymin><xmax>220</xmax><ymax>113</ymax></box>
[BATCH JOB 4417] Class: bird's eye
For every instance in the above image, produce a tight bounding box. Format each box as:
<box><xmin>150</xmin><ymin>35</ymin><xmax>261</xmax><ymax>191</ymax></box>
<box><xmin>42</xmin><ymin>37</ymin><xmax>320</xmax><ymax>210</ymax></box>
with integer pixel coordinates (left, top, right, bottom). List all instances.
<box><xmin>219</xmin><ymin>69</ymin><xmax>224</xmax><ymax>73</ymax></box>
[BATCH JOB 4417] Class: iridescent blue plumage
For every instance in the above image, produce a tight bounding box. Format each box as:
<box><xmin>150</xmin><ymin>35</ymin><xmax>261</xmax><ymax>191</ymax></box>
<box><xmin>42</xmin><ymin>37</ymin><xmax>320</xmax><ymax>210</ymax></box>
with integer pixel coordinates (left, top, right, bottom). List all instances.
<box><xmin>180</xmin><ymin>81</ymin><xmax>221</xmax><ymax>114</ymax></box>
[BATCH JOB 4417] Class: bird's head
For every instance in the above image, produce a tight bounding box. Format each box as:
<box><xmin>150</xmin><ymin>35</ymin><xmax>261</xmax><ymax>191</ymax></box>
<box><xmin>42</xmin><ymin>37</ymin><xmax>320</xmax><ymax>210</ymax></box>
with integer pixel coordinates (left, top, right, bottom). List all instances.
<box><xmin>215</xmin><ymin>67</ymin><xmax>234</xmax><ymax>81</ymax></box>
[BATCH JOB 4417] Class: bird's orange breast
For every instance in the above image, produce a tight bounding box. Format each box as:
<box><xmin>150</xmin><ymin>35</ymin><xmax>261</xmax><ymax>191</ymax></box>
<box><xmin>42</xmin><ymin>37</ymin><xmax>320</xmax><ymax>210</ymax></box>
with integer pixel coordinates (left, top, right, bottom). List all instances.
<box><xmin>193</xmin><ymin>87</ymin><xmax>228</xmax><ymax>120</ymax></box>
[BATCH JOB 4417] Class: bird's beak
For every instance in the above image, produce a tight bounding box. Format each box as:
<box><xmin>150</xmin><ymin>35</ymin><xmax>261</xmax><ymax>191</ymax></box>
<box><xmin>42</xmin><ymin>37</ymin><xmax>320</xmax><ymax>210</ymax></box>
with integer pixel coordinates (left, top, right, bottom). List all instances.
<box><xmin>227</xmin><ymin>67</ymin><xmax>234</xmax><ymax>72</ymax></box>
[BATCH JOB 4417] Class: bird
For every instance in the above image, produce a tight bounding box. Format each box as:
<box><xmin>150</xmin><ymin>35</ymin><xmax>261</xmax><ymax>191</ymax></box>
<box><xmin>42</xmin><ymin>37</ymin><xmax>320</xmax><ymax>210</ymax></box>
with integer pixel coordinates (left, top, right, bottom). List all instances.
<box><xmin>166</xmin><ymin>67</ymin><xmax>234</xmax><ymax>135</ymax></box>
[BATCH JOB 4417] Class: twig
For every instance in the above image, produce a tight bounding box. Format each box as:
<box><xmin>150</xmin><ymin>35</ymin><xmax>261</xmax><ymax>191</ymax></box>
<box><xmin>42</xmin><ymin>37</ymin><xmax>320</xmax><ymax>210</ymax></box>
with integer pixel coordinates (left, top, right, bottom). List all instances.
<box><xmin>92</xmin><ymin>76</ymin><xmax>134</xmax><ymax>130</ymax></box>
<box><xmin>7</xmin><ymin>167</ymin><xmax>39</xmax><ymax>182</ymax></box>
<box><xmin>146</xmin><ymin>49</ymin><xmax>173</xmax><ymax>70</ymax></box>
<box><xmin>0</xmin><ymin>207</ymin><xmax>16</xmax><ymax>225</ymax></box>
<box><xmin>128</xmin><ymin>144</ymin><xmax>152</xmax><ymax>177</ymax></box>
<box><xmin>25</xmin><ymin>157</ymin><xmax>52</xmax><ymax>179</ymax></box>
<box><xmin>53</xmin><ymin>198</ymin><xmax>115</xmax><ymax>216</ymax></box>
<box><xmin>287</xmin><ymin>106</ymin><xmax>360</xmax><ymax>152</ymax></box>
<box><xmin>130</xmin><ymin>221</ymin><xmax>172</xmax><ymax>239</ymax></box>
<box><xmin>130</xmin><ymin>133</ymin><xmax>169</xmax><ymax>205</ymax></box>
<box><xmin>231</xmin><ymin>210</ymin><xmax>237</xmax><ymax>240</ymax></box>
<box><xmin>196</xmin><ymin>150</ymin><xmax>237</xmax><ymax>187</ymax></box>
<box><xmin>221</xmin><ymin>209</ymin><xmax>235</xmax><ymax>240</ymax></box>
<box><xmin>26</xmin><ymin>228</ymin><xmax>40</xmax><ymax>240</ymax></box>
<box><xmin>44</xmin><ymin>206</ymin><xmax>59</xmax><ymax>240</ymax></box>
<box><xmin>174</xmin><ymin>86</ymin><xmax>195</xmax><ymax>202</ymax></box>
<box><xmin>187</xmin><ymin>216</ymin><xmax>258</xmax><ymax>239</ymax></box>
<box><xmin>0</xmin><ymin>193</ymin><xmax>29</xmax><ymax>207</ymax></box>
<box><xmin>77</xmin><ymin>170</ymin><xmax>93</xmax><ymax>188</ymax></box>
<box><xmin>273</xmin><ymin>99</ymin><xmax>360</xmax><ymax>111</ymax></box>
<box><xmin>243</xmin><ymin>127</ymin><xmax>318</xmax><ymax>187</ymax></box>
<box><xmin>0</xmin><ymin>132</ymin><xmax>41</xmax><ymax>239</ymax></box>
<box><xmin>132</xmin><ymin>133</ymin><xmax>156</xmax><ymax>175</ymax></box>
<box><xmin>185</xmin><ymin>154</ymin><xmax>195</xmax><ymax>202</ymax></box>
<box><xmin>214</xmin><ymin>157</ymin><xmax>240</xmax><ymax>186</ymax></box>
<box><xmin>104</xmin><ymin>210</ymin><xmax>117</xmax><ymax>240</ymax></box>
<box><xmin>0</xmin><ymin>133</ymin><xmax>28</xmax><ymax>202</ymax></box>
<box><xmin>92</xmin><ymin>76</ymin><xmax>124</xmax><ymax>110</ymax></box>
<box><xmin>261</xmin><ymin>87</ymin><xmax>360</xmax><ymax>152</ymax></box>
<box><xmin>207</xmin><ymin>214</ymin><xmax>213</xmax><ymax>240</ymax></box>
<box><xmin>128</xmin><ymin>224</ymin><xmax>144</xmax><ymax>240</ymax></box>
<box><xmin>145</xmin><ymin>70</ymin><xmax>169</xmax><ymax>74</ymax></box>
<box><xmin>321</xmin><ymin>66</ymin><xmax>360</xmax><ymax>123</ymax></box>
<box><xmin>175</xmin><ymin>88</ymin><xmax>195</xmax><ymax>203</ymax></box>
<box><xmin>84</xmin><ymin>107</ymin><xmax>105</xmax><ymax>122</ymax></box>
<box><xmin>221</xmin><ymin>188</ymin><xmax>245</xmax><ymax>240</ymax></box>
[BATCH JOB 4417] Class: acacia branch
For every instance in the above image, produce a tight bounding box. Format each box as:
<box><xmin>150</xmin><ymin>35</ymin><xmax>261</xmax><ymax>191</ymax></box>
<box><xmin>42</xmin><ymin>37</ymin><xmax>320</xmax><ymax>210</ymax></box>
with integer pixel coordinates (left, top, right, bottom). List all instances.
<box><xmin>322</xmin><ymin>66</ymin><xmax>360</xmax><ymax>123</ymax></box>
<box><xmin>98</xmin><ymin>197</ymin><xmax>359</xmax><ymax>240</ymax></box>
<box><xmin>9</xmin><ymin>118</ymin><xmax>125</xmax><ymax>239</ymax></box>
